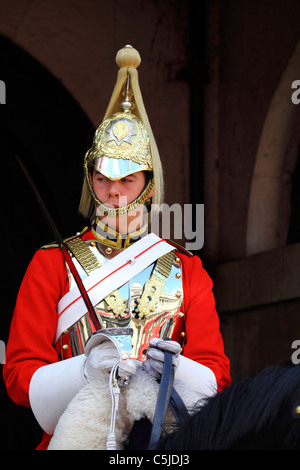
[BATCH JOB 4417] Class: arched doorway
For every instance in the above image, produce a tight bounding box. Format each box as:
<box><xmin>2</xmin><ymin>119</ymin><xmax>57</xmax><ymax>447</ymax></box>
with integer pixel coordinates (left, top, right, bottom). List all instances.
<box><xmin>0</xmin><ymin>35</ymin><xmax>93</xmax><ymax>449</ymax></box>
<box><xmin>246</xmin><ymin>40</ymin><xmax>300</xmax><ymax>256</ymax></box>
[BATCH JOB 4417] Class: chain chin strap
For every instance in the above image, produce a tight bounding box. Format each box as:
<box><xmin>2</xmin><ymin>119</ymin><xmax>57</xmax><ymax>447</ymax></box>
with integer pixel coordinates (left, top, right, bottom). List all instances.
<box><xmin>87</xmin><ymin>173</ymin><xmax>154</xmax><ymax>218</ymax></box>
<box><xmin>106</xmin><ymin>360</ymin><xmax>121</xmax><ymax>450</ymax></box>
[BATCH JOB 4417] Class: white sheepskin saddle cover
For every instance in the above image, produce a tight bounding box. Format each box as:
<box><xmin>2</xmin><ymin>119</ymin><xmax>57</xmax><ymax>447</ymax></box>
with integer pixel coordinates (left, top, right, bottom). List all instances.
<box><xmin>48</xmin><ymin>367</ymin><xmax>200</xmax><ymax>450</ymax></box>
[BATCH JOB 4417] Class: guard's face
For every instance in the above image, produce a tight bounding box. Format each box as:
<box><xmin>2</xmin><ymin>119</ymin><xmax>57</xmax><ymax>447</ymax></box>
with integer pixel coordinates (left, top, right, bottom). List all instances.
<box><xmin>90</xmin><ymin>170</ymin><xmax>146</xmax><ymax>208</ymax></box>
<box><xmin>90</xmin><ymin>170</ymin><xmax>152</xmax><ymax>234</ymax></box>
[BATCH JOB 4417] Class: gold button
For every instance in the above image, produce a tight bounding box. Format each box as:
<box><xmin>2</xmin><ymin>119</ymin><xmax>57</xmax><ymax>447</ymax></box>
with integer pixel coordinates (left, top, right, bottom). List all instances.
<box><xmin>175</xmin><ymin>257</ymin><xmax>180</xmax><ymax>264</ymax></box>
<box><xmin>178</xmin><ymin>312</ymin><xmax>184</xmax><ymax>318</ymax></box>
<box><xmin>295</xmin><ymin>406</ymin><xmax>300</xmax><ymax>414</ymax></box>
<box><xmin>63</xmin><ymin>329</ymin><xmax>68</xmax><ymax>335</ymax></box>
<box><xmin>90</xmin><ymin>241</ymin><xmax>96</xmax><ymax>247</ymax></box>
<box><xmin>62</xmin><ymin>344</ymin><xmax>69</xmax><ymax>350</ymax></box>
<box><xmin>175</xmin><ymin>272</ymin><xmax>181</xmax><ymax>279</ymax></box>
<box><xmin>105</xmin><ymin>247</ymin><xmax>113</xmax><ymax>254</ymax></box>
<box><xmin>176</xmin><ymin>291</ymin><xmax>182</xmax><ymax>298</ymax></box>
<box><xmin>180</xmin><ymin>332</ymin><xmax>186</xmax><ymax>337</ymax></box>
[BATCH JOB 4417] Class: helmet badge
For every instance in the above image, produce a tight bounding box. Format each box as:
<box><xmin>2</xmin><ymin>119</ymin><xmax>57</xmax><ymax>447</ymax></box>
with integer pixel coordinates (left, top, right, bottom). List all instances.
<box><xmin>106</xmin><ymin>119</ymin><xmax>137</xmax><ymax>146</ymax></box>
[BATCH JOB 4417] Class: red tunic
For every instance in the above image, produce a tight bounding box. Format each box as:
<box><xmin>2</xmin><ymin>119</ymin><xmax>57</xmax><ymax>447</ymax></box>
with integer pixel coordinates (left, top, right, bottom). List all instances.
<box><xmin>3</xmin><ymin>230</ymin><xmax>230</xmax><ymax>449</ymax></box>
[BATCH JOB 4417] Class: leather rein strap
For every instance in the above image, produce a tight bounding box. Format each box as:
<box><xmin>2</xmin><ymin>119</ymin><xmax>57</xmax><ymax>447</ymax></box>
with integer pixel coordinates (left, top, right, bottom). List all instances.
<box><xmin>148</xmin><ymin>349</ymin><xmax>174</xmax><ymax>450</ymax></box>
<box><xmin>147</xmin><ymin>342</ymin><xmax>190</xmax><ymax>450</ymax></box>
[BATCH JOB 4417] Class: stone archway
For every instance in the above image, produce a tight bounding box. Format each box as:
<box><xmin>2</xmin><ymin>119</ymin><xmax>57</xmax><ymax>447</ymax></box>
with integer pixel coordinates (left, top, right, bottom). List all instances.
<box><xmin>0</xmin><ymin>34</ymin><xmax>92</xmax><ymax>450</ymax></box>
<box><xmin>246</xmin><ymin>40</ymin><xmax>300</xmax><ymax>256</ymax></box>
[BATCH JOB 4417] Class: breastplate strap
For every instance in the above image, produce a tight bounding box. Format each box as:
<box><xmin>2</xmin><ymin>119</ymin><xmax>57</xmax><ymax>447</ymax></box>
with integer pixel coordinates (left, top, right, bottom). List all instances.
<box><xmin>133</xmin><ymin>251</ymin><xmax>175</xmax><ymax>319</ymax></box>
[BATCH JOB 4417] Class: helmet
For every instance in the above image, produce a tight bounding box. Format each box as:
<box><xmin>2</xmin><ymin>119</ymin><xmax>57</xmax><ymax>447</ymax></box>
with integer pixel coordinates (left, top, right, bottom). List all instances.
<box><xmin>79</xmin><ymin>45</ymin><xmax>163</xmax><ymax>219</ymax></box>
<box><xmin>83</xmin><ymin>112</ymin><xmax>154</xmax><ymax>217</ymax></box>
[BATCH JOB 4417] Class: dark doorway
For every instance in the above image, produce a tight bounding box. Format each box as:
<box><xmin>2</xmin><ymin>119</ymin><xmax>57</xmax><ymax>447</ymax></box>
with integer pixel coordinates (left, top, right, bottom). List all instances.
<box><xmin>0</xmin><ymin>35</ymin><xmax>93</xmax><ymax>449</ymax></box>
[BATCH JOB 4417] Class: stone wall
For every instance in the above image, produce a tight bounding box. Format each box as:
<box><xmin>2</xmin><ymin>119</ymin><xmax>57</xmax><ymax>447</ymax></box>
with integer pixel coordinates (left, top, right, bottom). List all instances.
<box><xmin>0</xmin><ymin>0</ymin><xmax>190</xmax><ymax>207</ymax></box>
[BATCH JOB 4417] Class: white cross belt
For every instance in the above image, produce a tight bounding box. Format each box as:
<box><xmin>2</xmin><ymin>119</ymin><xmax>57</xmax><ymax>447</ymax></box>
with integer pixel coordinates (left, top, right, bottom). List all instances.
<box><xmin>55</xmin><ymin>233</ymin><xmax>174</xmax><ymax>343</ymax></box>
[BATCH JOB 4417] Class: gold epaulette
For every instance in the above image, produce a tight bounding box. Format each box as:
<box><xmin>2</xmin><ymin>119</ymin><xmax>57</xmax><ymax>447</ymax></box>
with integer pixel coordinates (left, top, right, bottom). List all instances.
<box><xmin>65</xmin><ymin>236</ymin><xmax>102</xmax><ymax>274</ymax></box>
<box><xmin>40</xmin><ymin>226</ymin><xmax>90</xmax><ymax>250</ymax></box>
<box><xmin>165</xmin><ymin>240</ymin><xmax>193</xmax><ymax>257</ymax></box>
<box><xmin>41</xmin><ymin>226</ymin><xmax>102</xmax><ymax>275</ymax></box>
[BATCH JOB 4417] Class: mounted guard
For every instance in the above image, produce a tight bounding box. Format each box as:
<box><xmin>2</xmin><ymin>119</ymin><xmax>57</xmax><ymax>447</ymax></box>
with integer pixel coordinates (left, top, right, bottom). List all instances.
<box><xmin>3</xmin><ymin>46</ymin><xmax>230</xmax><ymax>450</ymax></box>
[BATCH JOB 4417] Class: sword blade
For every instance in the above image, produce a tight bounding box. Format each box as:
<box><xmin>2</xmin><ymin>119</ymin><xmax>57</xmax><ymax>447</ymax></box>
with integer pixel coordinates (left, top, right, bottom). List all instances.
<box><xmin>16</xmin><ymin>155</ymin><xmax>64</xmax><ymax>248</ymax></box>
<box><xmin>16</xmin><ymin>155</ymin><xmax>101</xmax><ymax>329</ymax></box>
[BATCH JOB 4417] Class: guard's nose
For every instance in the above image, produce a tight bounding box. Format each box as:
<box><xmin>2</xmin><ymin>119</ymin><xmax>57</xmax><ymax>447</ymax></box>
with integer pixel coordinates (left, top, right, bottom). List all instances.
<box><xmin>108</xmin><ymin>181</ymin><xmax>121</xmax><ymax>198</ymax></box>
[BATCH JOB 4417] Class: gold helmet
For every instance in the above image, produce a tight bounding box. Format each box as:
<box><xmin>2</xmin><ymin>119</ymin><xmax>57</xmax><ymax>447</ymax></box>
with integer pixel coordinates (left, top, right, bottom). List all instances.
<box><xmin>79</xmin><ymin>45</ymin><xmax>164</xmax><ymax>219</ymax></box>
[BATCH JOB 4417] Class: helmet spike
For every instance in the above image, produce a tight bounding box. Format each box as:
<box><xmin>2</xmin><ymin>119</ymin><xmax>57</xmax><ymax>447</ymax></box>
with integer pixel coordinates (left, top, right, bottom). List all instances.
<box><xmin>120</xmin><ymin>73</ymin><xmax>135</xmax><ymax>113</ymax></box>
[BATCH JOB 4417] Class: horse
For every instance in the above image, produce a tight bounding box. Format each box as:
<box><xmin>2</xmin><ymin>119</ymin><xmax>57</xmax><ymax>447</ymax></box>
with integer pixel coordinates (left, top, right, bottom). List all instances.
<box><xmin>49</xmin><ymin>359</ymin><xmax>300</xmax><ymax>450</ymax></box>
<box><xmin>156</xmin><ymin>360</ymin><xmax>300</xmax><ymax>450</ymax></box>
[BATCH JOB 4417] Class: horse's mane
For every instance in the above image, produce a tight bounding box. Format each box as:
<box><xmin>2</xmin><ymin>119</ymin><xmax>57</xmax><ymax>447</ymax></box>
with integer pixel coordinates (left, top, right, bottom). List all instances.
<box><xmin>157</xmin><ymin>361</ymin><xmax>300</xmax><ymax>450</ymax></box>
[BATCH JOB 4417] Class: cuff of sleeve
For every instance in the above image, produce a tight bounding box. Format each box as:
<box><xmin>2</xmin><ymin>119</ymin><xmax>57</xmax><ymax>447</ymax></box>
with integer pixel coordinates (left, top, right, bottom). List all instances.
<box><xmin>175</xmin><ymin>355</ymin><xmax>217</xmax><ymax>399</ymax></box>
<box><xmin>29</xmin><ymin>355</ymin><xmax>86</xmax><ymax>434</ymax></box>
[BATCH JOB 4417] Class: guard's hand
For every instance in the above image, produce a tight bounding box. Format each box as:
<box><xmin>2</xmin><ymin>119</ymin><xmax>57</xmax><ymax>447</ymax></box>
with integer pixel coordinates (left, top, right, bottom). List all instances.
<box><xmin>84</xmin><ymin>340</ymin><xmax>137</xmax><ymax>382</ymax></box>
<box><xmin>142</xmin><ymin>338</ymin><xmax>182</xmax><ymax>379</ymax></box>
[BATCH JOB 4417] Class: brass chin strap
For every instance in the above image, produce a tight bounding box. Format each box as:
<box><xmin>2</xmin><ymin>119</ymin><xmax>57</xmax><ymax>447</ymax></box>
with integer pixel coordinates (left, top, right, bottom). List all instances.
<box><xmin>91</xmin><ymin>217</ymin><xmax>148</xmax><ymax>250</ymax></box>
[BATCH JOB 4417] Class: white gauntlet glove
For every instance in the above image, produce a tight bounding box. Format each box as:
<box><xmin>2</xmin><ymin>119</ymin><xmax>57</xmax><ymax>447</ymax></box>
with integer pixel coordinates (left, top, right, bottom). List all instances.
<box><xmin>143</xmin><ymin>338</ymin><xmax>182</xmax><ymax>379</ymax></box>
<box><xmin>84</xmin><ymin>339</ymin><xmax>136</xmax><ymax>382</ymax></box>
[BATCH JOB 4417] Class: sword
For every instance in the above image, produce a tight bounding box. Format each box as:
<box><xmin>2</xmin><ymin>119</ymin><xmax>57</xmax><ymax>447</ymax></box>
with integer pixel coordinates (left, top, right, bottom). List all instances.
<box><xmin>16</xmin><ymin>155</ymin><xmax>101</xmax><ymax>329</ymax></box>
